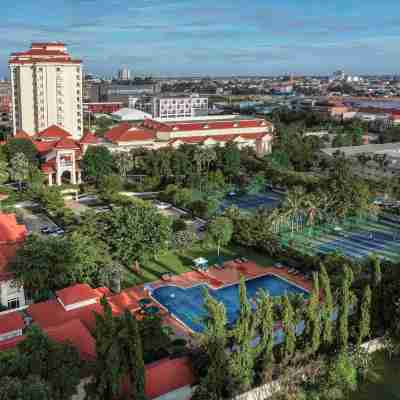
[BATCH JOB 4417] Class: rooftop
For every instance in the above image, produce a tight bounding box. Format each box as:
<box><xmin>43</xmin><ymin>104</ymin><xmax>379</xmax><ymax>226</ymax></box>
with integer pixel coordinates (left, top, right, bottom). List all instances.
<box><xmin>56</xmin><ymin>283</ymin><xmax>99</xmax><ymax>307</ymax></box>
<box><xmin>0</xmin><ymin>312</ymin><xmax>24</xmax><ymax>336</ymax></box>
<box><xmin>0</xmin><ymin>213</ymin><xmax>27</xmax><ymax>243</ymax></box>
<box><xmin>322</xmin><ymin>142</ymin><xmax>400</xmax><ymax>157</ymax></box>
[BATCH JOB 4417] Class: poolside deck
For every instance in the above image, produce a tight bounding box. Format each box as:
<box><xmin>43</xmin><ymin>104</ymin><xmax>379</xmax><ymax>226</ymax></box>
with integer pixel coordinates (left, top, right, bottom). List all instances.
<box><xmin>113</xmin><ymin>260</ymin><xmax>313</xmax><ymax>337</ymax></box>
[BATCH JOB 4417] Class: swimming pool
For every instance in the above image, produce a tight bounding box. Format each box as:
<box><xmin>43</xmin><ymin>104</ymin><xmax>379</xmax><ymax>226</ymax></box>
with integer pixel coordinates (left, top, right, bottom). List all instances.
<box><xmin>152</xmin><ymin>274</ymin><xmax>309</xmax><ymax>332</ymax></box>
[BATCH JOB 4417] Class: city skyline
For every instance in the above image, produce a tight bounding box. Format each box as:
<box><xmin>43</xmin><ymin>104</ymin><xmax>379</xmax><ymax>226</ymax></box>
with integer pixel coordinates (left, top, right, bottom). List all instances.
<box><xmin>2</xmin><ymin>0</ymin><xmax>400</xmax><ymax>77</ymax></box>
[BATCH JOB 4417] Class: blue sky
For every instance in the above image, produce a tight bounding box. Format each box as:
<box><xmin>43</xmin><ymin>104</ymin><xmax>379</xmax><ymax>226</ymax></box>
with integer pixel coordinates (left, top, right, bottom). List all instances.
<box><xmin>2</xmin><ymin>0</ymin><xmax>400</xmax><ymax>77</ymax></box>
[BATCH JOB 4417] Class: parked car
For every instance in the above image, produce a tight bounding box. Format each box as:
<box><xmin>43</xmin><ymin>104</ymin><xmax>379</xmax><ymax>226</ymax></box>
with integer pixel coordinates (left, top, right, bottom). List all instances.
<box><xmin>49</xmin><ymin>228</ymin><xmax>64</xmax><ymax>237</ymax></box>
<box><xmin>40</xmin><ymin>226</ymin><xmax>52</xmax><ymax>234</ymax></box>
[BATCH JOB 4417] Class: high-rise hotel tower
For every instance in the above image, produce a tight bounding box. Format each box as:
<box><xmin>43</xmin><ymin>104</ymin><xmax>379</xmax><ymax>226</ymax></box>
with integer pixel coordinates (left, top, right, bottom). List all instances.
<box><xmin>9</xmin><ymin>42</ymin><xmax>83</xmax><ymax>139</ymax></box>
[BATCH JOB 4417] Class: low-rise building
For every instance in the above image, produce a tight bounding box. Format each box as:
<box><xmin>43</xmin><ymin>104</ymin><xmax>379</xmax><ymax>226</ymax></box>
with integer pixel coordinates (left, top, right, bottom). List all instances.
<box><xmin>322</xmin><ymin>142</ymin><xmax>400</xmax><ymax>178</ymax></box>
<box><xmin>151</xmin><ymin>94</ymin><xmax>208</xmax><ymax>120</ymax></box>
<box><xmin>12</xmin><ymin>126</ymin><xmax>100</xmax><ymax>186</ymax></box>
<box><xmin>0</xmin><ymin>213</ymin><xmax>28</xmax><ymax>310</ymax></box>
<box><xmin>84</xmin><ymin>102</ymin><xmax>123</xmax><ymax>114</ymax></box>
<box><xmin>103</xmin><ymin>115</ymin><xmax>274</xmax><ymax>155</ymax></box>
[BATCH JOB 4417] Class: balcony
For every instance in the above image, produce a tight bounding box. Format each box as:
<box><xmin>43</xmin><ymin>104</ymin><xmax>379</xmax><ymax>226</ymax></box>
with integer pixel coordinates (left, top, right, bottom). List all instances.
<box><xmin>59</xmin><ymin>160</ymin><xmax>73</xmax><ymax>167</ymax></box>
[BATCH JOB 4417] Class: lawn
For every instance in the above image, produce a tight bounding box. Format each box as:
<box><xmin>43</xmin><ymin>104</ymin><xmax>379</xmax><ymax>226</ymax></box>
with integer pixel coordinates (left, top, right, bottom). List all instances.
<box><xmin>121</xmin><ymin>244</ymin><xmax>277</xmax><ymax>288</ymax></box>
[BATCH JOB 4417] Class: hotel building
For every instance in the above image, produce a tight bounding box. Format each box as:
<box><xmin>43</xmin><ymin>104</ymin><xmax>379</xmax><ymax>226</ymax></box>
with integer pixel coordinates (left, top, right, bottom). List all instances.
<box><xmin>9</xmin><ymin>42</ymin><xmax>83</xmax><ymax>139</ymax></box>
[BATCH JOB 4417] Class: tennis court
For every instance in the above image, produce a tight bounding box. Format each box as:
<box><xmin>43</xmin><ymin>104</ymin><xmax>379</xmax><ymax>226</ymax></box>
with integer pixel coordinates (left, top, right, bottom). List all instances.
<box><xmin>220</xmin><ymin>190</ymin><xmax>283</xmax><ymax>213</ymax></box>
<box><xmin>281</xmin><ymin>215</ymin><xmax>400</xmax><ymax>262</ymax></box>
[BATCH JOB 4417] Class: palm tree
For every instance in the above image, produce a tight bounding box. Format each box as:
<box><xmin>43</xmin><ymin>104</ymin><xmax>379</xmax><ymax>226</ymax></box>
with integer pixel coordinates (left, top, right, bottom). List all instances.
<box><xmin>282</xmin><ymin>186</ymin><xmax>306</xmax><ymax>233</ymax></box>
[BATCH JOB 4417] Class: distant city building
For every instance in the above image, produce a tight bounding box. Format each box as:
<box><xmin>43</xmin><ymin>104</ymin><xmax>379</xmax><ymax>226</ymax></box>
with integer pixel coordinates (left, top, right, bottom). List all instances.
<box><xmin>333</xmin><ymin>70</ymin><xmax>345</xmax><ymax>81</ymax></box>
<box><xmin>100</xmin><ymin>82</ymin><xmax>161</xmax><ymax>104</ymax></box>
<box><xmin>151</xmin><ymin>94</ymin><xmax>208</xmax><ymax>120</ymax></box>
<box><xmin>83</xmin><ymin>81</ymin><xmax>101</xmax><ymax>102</ymax></box>
<box><xmin>83</xmin><ymin>102</ymin><xmax>122</xmax><ymax>114</ymax></box>
<box><xmin>9</xmin><ymin>42</ymin><xmax>83</xmax><ymax>139</ymax></box>
<box><xmin>117</xmin><ymin>68</ymin><xmax>131</xmax><ymax>81</ymax></box>
<box><xmin>0</xmin><ymin>81</ymin><xmax>12</xmax><ymax>122</ymax></box>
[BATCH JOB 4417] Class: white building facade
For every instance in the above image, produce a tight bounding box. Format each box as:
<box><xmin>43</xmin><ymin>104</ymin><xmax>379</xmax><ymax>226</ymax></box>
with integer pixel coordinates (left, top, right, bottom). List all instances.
<box><xmin>152</xmin><ymin>94</ymin><xmax>208</xmax><ymax>120</ymax></box>
<box><xmin>9</xmin><ymin>42</ymin><xmax>83</xmax><ymax>140</ymax></box>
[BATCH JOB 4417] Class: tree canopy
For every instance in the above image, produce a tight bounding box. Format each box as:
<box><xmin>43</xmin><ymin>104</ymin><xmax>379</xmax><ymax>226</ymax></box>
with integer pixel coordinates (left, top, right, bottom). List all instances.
<box><xmin>0</xmin><ymin>326</ymin><xmax>81</xmax><ymax>400</ymax></box>
<box><xmin>82</xmin><ymin>145</ymin><xmax>114</xmax><ymax>183</ymax></box>
<box><xmin>6</xmin><ymin>138</ymin><xmax>38</xmax><ymax>164</ymax></box>
<box><xmin>11</xmin><ymin>233</ymin><xmax>113</xmax><ymax>300</ymax></box>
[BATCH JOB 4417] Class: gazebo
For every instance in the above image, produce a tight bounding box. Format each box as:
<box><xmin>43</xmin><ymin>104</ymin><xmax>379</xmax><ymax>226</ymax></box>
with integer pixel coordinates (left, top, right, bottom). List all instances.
<box><xmin>193</xmin><ymin>257</ymin><xmax>208</xmax><ymax>271</ymax></box>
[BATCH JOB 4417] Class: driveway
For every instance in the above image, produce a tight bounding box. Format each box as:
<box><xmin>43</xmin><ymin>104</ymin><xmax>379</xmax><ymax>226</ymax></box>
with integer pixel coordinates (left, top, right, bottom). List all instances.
<box><xmin>16</xmin><ymin>206</ymin><xmax>59</xmax><ymax>236</ymax></box>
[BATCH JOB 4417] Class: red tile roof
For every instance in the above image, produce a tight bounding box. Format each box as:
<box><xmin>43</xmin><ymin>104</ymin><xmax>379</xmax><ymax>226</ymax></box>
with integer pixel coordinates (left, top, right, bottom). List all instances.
<box><xmin>33</xmin><ymin>140</ymin><xmax>56</xmax><ymax>154</ymax></box>
<box><xmin>105</xmin><ymin>123</ymin><xmax>155</xmax><ymax>143</ymax></box>
<box><xmin>104</xmin><ymin>123</ymin><xmax>131</xmax><ymax>142</ymax></box>
<box><xmin>0</xmin><ymin>312</ymin><xmax>24</xmax><ymax>336</ymax></box>
<box><xmin>169</xmin><ymin>132</ymin><xmax>269</xmax><ymax>146</ymax></box>
<box><xmin>145</xmin><ymin>357</ymin><xmax>195</xmax><ymax>399</ymax></box>
<box><xmin>80</xmin><ymin>131</ymin><xmax>99</xmax><ymax>144</ymax></box>
<box><xmin>0</xmin><ymin>214</ymin><xmax>27</xmax><ymax>243</ymax></box>
<box><xmin>40</xmin><ymin>159</ymin><xmax>56</xmax><ymax>173</ymax></box>
<box><xmin>44</xmin><ymin>319</ymin><xmax>96</xmax><ymax>361</ymax></box>
<box><xmin>37</xmin><ymin>125</ymin><xmax>72</xmax><ymax>139</ymax></box>
<box><xmin>107</xmin><ymin>287</ymin><xmax>142</xmax><ymax>313</ymax></box>
<box><xmin>56</xmin><ymin>283</ymin><xmax>98</xmax><ymax>307</ymax></box>
<box><xmin>0</xmin><ymin>336</ymin><xmax>25</xmax><ymax>352</ymax></box>
<box><xmin>0</xmin><ymin>243</ymin><xmax>19</xmax><ymax>281</ymax></box>
<box><xmin>27</xmin><ymin>299</ymin><xmax>104</xmax><ymax>331</ymax></box>
<box><xmin>164</xmin><ymin>118</ymin><xmax>271</xmax><ymax>132</ymax></box>
<box><xmin>54</xmin><ymin>137</ymin><xmax>80</xmax><ymax>150</ymax></box>
<box><xmin>14</xmin><ymin>130</ymin><xmax>32</xmax><ymax>139</ymax></box>
<box><xmin>0</xmin><ymin>214</ymin><xmax>27</xmax><ymax>281</ymax></box>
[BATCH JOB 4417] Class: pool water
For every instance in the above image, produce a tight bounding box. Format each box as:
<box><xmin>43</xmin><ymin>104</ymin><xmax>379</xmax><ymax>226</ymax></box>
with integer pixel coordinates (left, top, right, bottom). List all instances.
<box><xmin>152</xmin><ymin>274</ymin><xmax>308</xmax><ymax>332</ymax></box>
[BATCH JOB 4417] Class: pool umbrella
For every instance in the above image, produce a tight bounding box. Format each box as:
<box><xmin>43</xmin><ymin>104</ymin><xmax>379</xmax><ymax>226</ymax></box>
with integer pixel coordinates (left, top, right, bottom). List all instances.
<box><xmin>143</xmin><ymin>305</ymin><xmax>160</xmax><ymax>315</ymax></box>
<box><xmin>138</xmin><ymin>298</ymin><xmax>152</xmax><ymax>308</ymax></box>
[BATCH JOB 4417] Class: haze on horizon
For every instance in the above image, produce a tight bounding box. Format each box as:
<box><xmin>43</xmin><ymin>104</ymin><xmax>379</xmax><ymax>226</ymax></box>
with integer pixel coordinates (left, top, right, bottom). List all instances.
<box><xmin>2</xmin><ymin>0</ymin><xmax>400</xmax><ymax>77</ymax></box>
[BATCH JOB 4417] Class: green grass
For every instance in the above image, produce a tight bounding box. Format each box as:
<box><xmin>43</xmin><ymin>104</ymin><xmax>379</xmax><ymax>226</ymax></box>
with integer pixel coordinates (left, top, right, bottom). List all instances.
<box><xmin>349</xmin><ymin>351</ymin><xmax>400</xmax><ymax>400</ymax></box>
<box><xmin>121</xmin><ymin>244</ymin><xmax>277</xmax><ymax>288</ymax></box>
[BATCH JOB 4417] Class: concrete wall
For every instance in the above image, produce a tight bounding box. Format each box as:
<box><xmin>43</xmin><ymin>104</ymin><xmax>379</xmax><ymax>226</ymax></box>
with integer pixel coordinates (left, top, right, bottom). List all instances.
<box><xmin>0</xmin><ymin>280</ymin><xmax>26</xmax><ymax>309</ymax></box>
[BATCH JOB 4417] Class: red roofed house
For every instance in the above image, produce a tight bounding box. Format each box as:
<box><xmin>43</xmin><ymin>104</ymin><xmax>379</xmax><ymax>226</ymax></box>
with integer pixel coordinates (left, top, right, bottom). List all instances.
<box><xmin>104</xmin><ymin>115</ymin><xmax>274</xmax><ymax>155</ymax></box>
<box><xmin>0</xmin><ymin>311</ymin><xmax>24</xmax><ymax>343</ymax></box>
<box><xmin>0</xmin><ymin>213</ymin><xmax>28</xmax><ymax>310</ymax></box>
<box><xmin>3</xmin><ymin>281</ymin><xmax>196</xmax><ymax>398</ymax></box>
<box><xmin>9</xmin><ymin>124</ymin><xmax>101</xmax><ymax>186</ymax></box>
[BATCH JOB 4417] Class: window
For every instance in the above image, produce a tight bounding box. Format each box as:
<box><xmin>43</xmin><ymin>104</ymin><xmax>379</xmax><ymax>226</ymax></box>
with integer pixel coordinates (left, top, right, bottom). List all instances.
<box><xmin>7</xmin><ymin>298</ymin><xmax>20</xmax><ymax>309</ymax></box>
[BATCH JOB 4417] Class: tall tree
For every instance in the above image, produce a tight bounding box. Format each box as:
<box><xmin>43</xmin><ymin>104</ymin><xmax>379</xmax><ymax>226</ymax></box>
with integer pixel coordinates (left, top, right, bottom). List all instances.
<box><xmin>12</xmin><ymin>233</ymin><xmax>113</xmax><ymax>300</ymax></box>
<box><xmin>281</xmin><ymin>295</ymin><xmax>296</xmax><ymax>362</ymax></box>
<box><xmin>370</xmin><ymin>256</ymin><xmax>382</xmax><ymax>333</ymax></box>
<box><xmin>87</xmin><ymin>298</ymin><xmax>147</xmax><ymax>400</ymax></box>
<box><xmin>221</xmin><ymin>142</ymin><xmax>241</xmax><ymax>179</ymax></box>
<box><xmin>97</xmin><ymin>203</ymin><xmax>172</xmax><ymax>266</ymax></box>
<box><xmin>337</xmin><ymin>265</ymin><xmax>353</xmax><ymax>352</ymax></box>
<box><xmin>193</xmin><ymin>291</ymin><xmax>232</xmax><ymax>400</ymax></box>
<box><xmin>205</xmin><ymin>216</ymin><xmax>233</xmax><ymax>256</ymax></box>
<box><xmin>255</xmin><ymin>291</ymin><xmax>275</xmax><ymax>381</ymax></box>
<box><xmin>120</xmin><ymin>311</ymin><xmax>146</xmax><ymax>400</ymax></box>
<box><xmin>6</xmin><ymin>138</ymin><xmax>38</xmax><ymax>164</ymax></box>
<box><xmin>357</xmin><ymin>285</ymin><xmax>372</xmax><ymax>347</ymax></box>
<box><xmin>0</xmin><ymin>160</ymin><xmax>9</xmax><ymax>184</ymax></box>
<box><xmin>305</xmin><ymin>272</ymin><xmax>321</xmax><ymax>354</ymax></box>
<box><xmin>229</xmin><ymin>278</ymin><xmax>255</xmax><ymax>393</ymax></box>
<box><xmin>9</xmin><ymin>152</ymin><xmax>30</xmax><ymax>190</ymax></box>
<box><xmin>320</xmin><ymin>264</ymin><xmax>334</xmax><ymax>347</ymax></box>
<box><xmin>0</xmin><ymin>326</ymin><xmax>81</xmax><ymax>400</ymax></box>
<box><xmin>82</xmin><ymin>146</ymin><xmax>114</xmax><ymax>184</ymax></box>
<box><xmin>0</xmin><ymin>376</ymin><xmax>51</xmax><ymax>400</ymax></box>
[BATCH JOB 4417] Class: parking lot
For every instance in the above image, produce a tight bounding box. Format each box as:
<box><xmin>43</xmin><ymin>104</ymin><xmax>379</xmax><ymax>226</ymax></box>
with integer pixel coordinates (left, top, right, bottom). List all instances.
<box><xmin>16</xmin><ymin>204</ymin><xmax>61</xmax><ymax>236</ymax></box>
